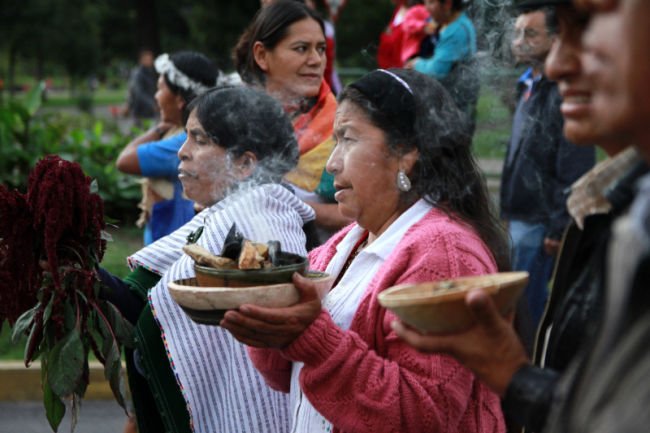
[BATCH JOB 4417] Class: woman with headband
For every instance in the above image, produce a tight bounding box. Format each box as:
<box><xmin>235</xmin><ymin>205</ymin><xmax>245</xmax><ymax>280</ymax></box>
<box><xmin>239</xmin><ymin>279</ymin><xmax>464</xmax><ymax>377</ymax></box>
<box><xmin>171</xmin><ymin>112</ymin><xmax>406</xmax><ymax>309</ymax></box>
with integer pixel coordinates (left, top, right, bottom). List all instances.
<box><xmin>222</xmin><ymin>69</ymin><xmax>510</xmax><ymax>432</ymax></box>
<box><xmin>234</xmin><ymin>1</ymin><xmax>348</xmax><ymax>246</ymax></box>
<box><xmin>117</xmin><ymin>51</ymin><xmax>218</xmax><ymax>245</ymax></box>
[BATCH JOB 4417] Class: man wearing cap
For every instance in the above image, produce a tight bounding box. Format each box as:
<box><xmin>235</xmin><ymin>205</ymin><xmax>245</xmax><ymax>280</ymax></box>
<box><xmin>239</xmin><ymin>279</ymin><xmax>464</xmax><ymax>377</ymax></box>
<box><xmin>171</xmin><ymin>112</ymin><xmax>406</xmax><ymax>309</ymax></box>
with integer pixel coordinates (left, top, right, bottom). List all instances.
<box><xmin>501</xmin><ymin>0</ymin><xmax>595</xmax><ymax>328</ymax></box>
<box><xmin>393</xmin><ymin>0</ymin><xmax>649</xmax><ymax>431</ymax></box>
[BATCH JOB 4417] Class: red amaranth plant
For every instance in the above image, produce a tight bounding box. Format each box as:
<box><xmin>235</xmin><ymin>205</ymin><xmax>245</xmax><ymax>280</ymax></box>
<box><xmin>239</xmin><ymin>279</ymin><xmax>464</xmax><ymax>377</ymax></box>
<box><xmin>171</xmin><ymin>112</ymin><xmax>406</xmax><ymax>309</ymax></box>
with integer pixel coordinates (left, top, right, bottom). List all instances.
<box><xmin>0</xmin><ymin>155</ymin><xmax>132</xmax><ymax>433</ymax></box>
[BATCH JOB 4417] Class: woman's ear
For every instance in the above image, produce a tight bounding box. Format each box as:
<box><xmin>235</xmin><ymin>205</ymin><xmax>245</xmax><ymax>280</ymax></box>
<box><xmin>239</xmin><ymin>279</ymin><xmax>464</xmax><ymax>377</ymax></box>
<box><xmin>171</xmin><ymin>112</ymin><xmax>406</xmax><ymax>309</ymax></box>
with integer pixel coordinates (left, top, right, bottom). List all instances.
<box><xmin>253</xmin><ymin>42</ymin><xmax>270</xmax><ymax>73</ymax></box>
<box><xmin>402</xmin><ymin>147</ymin><xmax>420</xmax><ymax>176</ymax></box>
<box><xmin>235</xmin><ymin>151</ymin><xmax>258</xmax><ymax>180</ymax></box>
<box><xmin>175</xmin><ymin>93</ymin><xmax>185</xmax><ymax>112</ymax></box>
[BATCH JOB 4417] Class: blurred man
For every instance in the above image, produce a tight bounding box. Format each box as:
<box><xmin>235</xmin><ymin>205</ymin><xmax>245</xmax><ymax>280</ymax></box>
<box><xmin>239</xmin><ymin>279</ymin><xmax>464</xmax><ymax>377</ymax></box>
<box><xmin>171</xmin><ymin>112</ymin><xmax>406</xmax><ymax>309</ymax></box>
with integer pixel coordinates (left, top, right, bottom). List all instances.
<box><xmin>123</xmin><ymin>49</ymin><xmax>157</xmax><ymax>127</ymax></box>
<box><xmin>541</xmin><ymin>0</ymin><xmax>650</xmax><ymax>431</ymax></box>
<box><xmin>393</xmin><ymin>1</ymin><xmax>647</xmax><ymax>432</ymax></box>
<box><xmin>500</xmin><ymin>3</ymin><xmax>595</xmax><ymax>327</ymax></box>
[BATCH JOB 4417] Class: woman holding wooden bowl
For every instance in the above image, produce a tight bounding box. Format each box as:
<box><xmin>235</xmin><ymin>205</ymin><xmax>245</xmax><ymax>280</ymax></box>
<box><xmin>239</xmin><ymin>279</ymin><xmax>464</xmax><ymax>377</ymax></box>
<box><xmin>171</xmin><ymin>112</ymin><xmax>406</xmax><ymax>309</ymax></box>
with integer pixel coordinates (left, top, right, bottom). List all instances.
<box><xmin>66</xmin><ymin>86</ymin><xmax>317</xmax><ymax>433</ymax></box>
<box><xmin>221</xmin><ymin>69</ymin><xmax>512</xmax><ymax>432</ymax></box>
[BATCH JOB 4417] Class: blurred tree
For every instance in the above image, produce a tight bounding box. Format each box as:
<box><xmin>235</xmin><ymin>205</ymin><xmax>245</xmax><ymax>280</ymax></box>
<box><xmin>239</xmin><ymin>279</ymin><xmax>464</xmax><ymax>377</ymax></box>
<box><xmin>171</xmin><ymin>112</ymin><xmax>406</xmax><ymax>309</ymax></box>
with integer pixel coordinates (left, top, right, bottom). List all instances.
<box><xmin>333</xmin><ymin>0</ymin><xmax>394</xmax><ymax>68</ymax></box>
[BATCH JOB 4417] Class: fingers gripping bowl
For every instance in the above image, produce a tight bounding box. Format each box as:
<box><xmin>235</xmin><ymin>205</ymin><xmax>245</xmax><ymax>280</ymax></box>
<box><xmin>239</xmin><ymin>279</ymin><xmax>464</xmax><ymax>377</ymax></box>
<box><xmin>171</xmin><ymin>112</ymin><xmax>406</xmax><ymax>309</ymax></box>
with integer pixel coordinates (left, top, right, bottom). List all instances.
<box><xmin>168</xmin><ymin>224</ymin><xmax>333</xmax><ymax>325</ymax></box>
<box><xmin>168</xmin><ymin>271</ymin><xmax>334</xmax><ymax>326</ymax></box>
<box><xmin>378</xmin><ymin>272</ymin><xmax>529</xmax><ymax>334</ymax></box>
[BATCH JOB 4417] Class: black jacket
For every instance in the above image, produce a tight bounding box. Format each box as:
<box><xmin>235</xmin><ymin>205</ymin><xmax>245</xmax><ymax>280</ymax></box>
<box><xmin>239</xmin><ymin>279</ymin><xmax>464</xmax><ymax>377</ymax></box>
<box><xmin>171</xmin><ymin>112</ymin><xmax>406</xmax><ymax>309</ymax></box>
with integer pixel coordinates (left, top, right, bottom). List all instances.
<box><xmin>500</xmin><ymin>76</ymin><xmax>595</xmax><ymax>240</ymax></box>
<box><xmin>502</xmin><ymin>160</ymin><xmax>650</xmax><ymax>433</ymax></box>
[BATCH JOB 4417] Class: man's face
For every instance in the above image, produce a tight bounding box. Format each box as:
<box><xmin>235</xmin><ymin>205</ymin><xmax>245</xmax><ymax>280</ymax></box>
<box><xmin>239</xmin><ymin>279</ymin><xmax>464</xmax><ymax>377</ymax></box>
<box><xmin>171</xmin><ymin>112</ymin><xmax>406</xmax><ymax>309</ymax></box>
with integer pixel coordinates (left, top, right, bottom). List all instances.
<box><xmin>512</xmin><ymin>10</ymin><xmax>554</xmax><ymax>65</ymax></box>
<box><xmin>139</xmin><ymin>51</ymin><xmax>154</xmax><ymax>68</ymax></box>
<box><xmin>579</xmin><ymin>0</ymin><xmax>650</xmax><ymax>155</ymax></box>
<box><xmin>544</xmin><ymin>5</ymin><xmax>611</xmax><ymax>146</ymax></box>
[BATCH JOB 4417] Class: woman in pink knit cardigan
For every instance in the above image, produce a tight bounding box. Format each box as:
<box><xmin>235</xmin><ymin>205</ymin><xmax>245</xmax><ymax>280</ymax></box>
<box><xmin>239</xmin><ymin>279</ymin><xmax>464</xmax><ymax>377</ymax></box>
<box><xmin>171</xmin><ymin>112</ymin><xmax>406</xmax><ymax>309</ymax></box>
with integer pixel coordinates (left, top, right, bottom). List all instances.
<box><xmin>221</xmin><ymin>69</ymin><xmax>512</xmax><ymax>433</ymax></box>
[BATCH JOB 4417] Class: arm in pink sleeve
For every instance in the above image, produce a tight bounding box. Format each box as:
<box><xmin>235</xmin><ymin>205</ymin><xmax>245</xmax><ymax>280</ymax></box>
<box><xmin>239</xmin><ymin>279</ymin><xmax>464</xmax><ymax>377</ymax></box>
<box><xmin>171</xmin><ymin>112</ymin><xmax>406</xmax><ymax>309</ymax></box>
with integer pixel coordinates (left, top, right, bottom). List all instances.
<box><xmin>247</xmin><ymin>347</ymin><xmax>293</xmax><ymax>393</ymax></box>
<box><xmin>279</xmin><ymin>242</ymin><xmax>504</xmax><ymax>433</ymax></box>
<box><xmin>402</xmin><ymin>5</ymin><xmax>431</xmax><ymax>35</ymax></box>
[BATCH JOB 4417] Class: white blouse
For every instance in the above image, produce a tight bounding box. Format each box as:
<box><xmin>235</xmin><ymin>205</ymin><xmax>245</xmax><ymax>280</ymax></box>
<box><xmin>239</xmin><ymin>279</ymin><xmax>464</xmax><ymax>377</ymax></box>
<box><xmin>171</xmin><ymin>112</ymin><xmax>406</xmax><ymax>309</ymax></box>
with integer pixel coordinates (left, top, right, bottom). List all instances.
<box><xmin>289</xmin><ymin>199</ymin><xmax>433</xmax><ymax>432</ymax></box>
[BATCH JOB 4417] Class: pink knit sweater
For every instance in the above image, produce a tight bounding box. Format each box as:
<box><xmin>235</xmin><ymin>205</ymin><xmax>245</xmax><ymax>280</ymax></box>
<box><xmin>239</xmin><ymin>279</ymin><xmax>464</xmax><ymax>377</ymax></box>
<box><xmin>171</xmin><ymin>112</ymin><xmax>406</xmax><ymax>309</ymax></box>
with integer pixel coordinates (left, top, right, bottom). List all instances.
<box><xmin>248</xmin><ymin>208</ymin><xmax>506</xmax><ymax>433</ymax></box>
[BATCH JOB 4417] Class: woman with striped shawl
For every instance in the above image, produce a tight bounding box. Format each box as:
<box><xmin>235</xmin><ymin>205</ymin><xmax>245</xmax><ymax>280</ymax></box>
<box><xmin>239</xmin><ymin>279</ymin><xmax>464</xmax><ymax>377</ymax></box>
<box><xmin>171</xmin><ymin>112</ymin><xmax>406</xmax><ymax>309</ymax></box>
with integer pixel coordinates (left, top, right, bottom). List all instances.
<box><xmin>92</xmin><ymin>87</ymin><xmax>315</xmax><ymax>433</ymax></box>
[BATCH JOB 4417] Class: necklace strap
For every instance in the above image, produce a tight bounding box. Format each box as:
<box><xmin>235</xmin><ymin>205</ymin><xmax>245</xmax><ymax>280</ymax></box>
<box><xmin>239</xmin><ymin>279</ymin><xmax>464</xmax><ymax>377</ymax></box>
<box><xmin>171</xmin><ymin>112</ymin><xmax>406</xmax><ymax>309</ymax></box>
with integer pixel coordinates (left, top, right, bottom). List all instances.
<box><xmin>332</xmin><ymin>230</ymin><xmax>369</xmax><ymax>289</ymax></box>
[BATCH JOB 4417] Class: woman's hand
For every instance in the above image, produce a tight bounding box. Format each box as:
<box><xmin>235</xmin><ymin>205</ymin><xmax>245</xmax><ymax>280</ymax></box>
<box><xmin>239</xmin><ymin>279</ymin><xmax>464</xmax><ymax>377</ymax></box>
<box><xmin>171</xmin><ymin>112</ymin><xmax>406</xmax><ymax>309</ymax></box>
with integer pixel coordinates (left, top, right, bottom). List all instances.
<box><xmin>403</xmin><ymin>58</ymin><xmax>419</xmax><ymax>70</ymax></box>
<box><xmin>220</xmin><ymin>273</ymin><xmax>323</xmax><ymax>350</ymax></box>
<box><xmin>423</xmin><ymin>22</ymin><xmax>437</xmax><ymax>35</ymax></box>
<box><xmin>391</xmin><ymin>289</ymin><xmax>530</xmax><ymax>398</ymax></box>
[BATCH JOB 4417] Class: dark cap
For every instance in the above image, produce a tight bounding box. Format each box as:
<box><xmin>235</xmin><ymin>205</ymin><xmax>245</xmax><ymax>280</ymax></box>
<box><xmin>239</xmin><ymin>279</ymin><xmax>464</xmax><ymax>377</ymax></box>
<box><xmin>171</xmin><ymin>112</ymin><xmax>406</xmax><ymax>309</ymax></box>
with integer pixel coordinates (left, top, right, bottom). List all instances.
<box><xmin>516</xmin><ymin>0</ymin><xmax>570</xmax><ymax>10</ymax></box>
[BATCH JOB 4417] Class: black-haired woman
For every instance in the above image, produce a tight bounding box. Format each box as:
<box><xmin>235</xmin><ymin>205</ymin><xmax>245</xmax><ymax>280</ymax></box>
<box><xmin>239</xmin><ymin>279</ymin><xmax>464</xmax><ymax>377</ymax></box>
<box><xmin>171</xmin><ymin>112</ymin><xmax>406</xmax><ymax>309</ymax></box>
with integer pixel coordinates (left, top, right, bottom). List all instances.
<box><xmin>91</xmin><ymin>87</ymin><xmax>313</xmax><ymax>432</ymax></box>
<box><xmin>234</xmin><ymin>1</ymin><xmax>348</xmax><ymax>245</ymax></box>
<box><xmin>117</xmin><ymin>51</ymin><xmax>218</xmax><ymax>245</ymax></box>
<box><xmin>222</xmin><ymin>70</ymin><xmax>509</xmax><ymax>432</ymax></box>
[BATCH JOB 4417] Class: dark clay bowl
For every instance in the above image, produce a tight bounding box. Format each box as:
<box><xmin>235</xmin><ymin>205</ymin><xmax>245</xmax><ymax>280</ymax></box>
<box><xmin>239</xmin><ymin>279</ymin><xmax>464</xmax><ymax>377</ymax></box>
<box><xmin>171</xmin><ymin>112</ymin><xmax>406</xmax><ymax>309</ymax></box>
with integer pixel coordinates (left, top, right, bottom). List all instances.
<box><xmin>193</xmin><ymin>252</ymin><xmax>309</xmax><ymax>288</ymax></box>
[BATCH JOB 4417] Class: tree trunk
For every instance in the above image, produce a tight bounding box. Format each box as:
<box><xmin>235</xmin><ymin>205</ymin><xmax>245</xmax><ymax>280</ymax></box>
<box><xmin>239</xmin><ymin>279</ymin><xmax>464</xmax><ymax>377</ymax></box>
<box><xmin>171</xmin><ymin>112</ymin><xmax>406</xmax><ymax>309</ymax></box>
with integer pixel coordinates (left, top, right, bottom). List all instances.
<box><xmin>8</xmin><ymin>47</ymin><xmax>16</xmax><ymax>98</ymax></box>
<box><xmin>134</xmin><ymin>0</ymin><xmax>161</xmax><ymax>55</ymax></box>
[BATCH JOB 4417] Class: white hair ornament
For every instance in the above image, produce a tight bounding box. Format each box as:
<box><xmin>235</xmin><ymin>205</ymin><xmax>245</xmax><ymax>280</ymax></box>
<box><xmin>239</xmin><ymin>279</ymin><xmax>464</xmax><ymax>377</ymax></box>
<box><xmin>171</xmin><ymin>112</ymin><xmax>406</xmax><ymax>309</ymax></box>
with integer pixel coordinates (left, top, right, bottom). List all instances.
<box><xmin>154</xmin><ymin>53</ymin><xmax>210</xmax><ymax>95</ymax></box>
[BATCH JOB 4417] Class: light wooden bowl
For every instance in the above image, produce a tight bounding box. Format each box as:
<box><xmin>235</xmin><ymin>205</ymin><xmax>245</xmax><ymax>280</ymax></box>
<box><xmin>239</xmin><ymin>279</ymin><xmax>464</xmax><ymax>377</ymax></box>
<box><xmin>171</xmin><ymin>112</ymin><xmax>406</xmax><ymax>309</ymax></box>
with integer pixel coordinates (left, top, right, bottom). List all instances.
<box><xmin>378</xmin><ymin>272</ymin><xmax>529</xmax><ymax>334</ymax></box>
<box><xmin>168</xmin><ymin>271</ymin><xmax>335</xmax><ymax>326</ymax></box>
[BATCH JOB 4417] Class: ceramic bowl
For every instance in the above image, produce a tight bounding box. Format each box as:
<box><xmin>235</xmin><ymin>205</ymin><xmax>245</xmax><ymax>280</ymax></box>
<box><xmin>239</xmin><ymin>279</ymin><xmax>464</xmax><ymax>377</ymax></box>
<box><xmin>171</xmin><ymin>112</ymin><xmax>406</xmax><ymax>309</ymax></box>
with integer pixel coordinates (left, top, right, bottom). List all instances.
<box><xmin>168</xmin><ymin>271</ymin><xmax>335</xmax><ymax>326</ymax></box>
<box><xmin>193</xmin><ymin>252</ymin><xmax>309</xmax><ymax>288</ymax></box>
<box><xmin>378</xmin><ymin>272</ymin><xmax>529</xmax><ymax>334</ymax></box>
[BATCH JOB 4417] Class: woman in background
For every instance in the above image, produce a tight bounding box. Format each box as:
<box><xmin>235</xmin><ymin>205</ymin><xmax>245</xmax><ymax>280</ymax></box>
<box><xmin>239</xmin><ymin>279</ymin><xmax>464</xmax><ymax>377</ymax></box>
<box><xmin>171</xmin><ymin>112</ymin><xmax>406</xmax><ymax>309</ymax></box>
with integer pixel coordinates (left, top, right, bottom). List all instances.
<box><xmin>405</xmin><ymin>0</ymin><xmax>479</xmax><ymax>134</ymax></box>
<box><xmin>234</xmin><ymin>0</ymin><xmax>348</xmax><ymax>245</ymax></box>
<box><xmin>116</xmin><ymin>51</ymin><xmax>218</xmax><ymax>245</ymax></box>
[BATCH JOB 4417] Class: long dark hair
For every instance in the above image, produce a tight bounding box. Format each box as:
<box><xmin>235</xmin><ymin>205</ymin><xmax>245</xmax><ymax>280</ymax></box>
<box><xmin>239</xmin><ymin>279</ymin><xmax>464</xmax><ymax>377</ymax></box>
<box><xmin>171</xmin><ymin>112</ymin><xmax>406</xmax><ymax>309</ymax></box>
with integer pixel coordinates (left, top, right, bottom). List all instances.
<box><xmin>233</xmin><ymin>1</ymin><xmax>324</xmax><ymax>86</ymax></box>
<box><xmin>163</xmin><ymin>51</ymin><xmax>218</xmax><ymax>106</ymax></box>
<box><xmin>184</xmin><ymin>86</ymin><xmax>299</xmax><ymax>186</ymax></box>
<box><xmin>338</xmin><ymin>69</ymin><xmax>510</xmax><ymax>273</ymax></box>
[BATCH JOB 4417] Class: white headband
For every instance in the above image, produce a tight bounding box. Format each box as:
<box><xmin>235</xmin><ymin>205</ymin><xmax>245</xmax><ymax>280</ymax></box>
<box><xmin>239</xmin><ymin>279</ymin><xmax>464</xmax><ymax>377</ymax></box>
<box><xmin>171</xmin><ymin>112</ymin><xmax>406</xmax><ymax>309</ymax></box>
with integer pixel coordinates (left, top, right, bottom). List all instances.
<box><xmin>154</xmin><ymin>53</ymin><xmax>210</xmax><ymax>95</ymax></box>
<box><xmin>377</xmin><ymin>69</ymin><xmax>413</xmax><ymax>94</ymax></box>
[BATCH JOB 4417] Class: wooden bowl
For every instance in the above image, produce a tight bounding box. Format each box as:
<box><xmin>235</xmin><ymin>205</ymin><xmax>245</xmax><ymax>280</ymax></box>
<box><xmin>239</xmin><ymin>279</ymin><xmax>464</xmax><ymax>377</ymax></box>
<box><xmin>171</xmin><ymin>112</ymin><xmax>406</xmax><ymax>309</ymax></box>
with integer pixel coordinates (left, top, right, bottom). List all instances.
<box><xmin>193</xmin><ymin>252</ymin><xmax>309</xmax><ymax>288</ymax></box>
<box><xmin>378</xmin><ymin>272</ymin><xmax>529</xmax><ymax>334</ymax></box>
<box><xmin>168</xmin><ymin>271</ymin><xmax>335</xmax><ymax>326</ymax></box>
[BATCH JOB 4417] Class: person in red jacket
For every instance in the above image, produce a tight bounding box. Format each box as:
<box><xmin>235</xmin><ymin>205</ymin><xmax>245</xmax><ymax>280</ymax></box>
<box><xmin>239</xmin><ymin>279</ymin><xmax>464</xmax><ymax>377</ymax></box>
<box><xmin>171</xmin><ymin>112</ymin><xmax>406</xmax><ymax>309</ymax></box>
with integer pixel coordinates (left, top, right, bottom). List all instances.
<box><xmin>377</xmin><ymin>0</ymin><xmax>409</xmax><ymax>69</ymax></box>
<box><xmin>221</xmin><ymin>69</ymin><xmax>511</xmax><ymax>433</ymax></box>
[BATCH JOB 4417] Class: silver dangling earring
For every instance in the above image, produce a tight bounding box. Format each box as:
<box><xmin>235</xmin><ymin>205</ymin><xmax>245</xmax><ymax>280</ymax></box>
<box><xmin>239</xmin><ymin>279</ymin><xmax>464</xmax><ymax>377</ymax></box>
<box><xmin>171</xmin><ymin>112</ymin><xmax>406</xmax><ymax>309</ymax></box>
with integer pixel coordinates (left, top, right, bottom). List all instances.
<box><xmin>397</xmin><ymin>169</ymin><xmax>411</xmax><ymax>192</ymax></box>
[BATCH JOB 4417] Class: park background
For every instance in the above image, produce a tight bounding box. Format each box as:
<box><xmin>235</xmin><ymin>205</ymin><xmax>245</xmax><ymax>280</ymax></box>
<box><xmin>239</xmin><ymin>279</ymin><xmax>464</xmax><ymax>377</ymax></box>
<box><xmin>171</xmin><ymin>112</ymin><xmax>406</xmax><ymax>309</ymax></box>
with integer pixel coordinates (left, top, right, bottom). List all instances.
<box><xmin>1</xmin><ymin>0</ymin><xmax>600</xmax><ymax>360</ymax></box>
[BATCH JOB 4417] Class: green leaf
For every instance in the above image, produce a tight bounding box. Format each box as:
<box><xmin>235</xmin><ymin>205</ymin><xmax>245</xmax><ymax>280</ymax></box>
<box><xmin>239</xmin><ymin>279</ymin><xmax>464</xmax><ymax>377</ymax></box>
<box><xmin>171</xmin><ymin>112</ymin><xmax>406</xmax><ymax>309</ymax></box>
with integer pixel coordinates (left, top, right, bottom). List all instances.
<box><xmin>25</xmin><ymin>81</ymin><xmax>45</xmax><ymax>115</ymax></box>
<box><xmin>93</xmin><ymin>122</ymin><xmax>102</xmax><ymax>140</ymax></box>
<box><xmin>99</xmin><ymin>300</ymin><xmax>134</xmax><ymax>349</ymax></box>
<box><xmin>12</xmin><ymin>304</ymin><xmax>39</xmax><ymax>345</ymax></box>
<box><xmin>43</xmin><ymin>293</ymin><xmax>55</xmax><ymax>325</ymax></box>
<box><xmin>103</xmin><ymin>215</ymin><xmax>120</xmax><ymax>224</ymax></box>
<box><xmin>104</xmin><ymin>340</ymin><xmax>128</xmax><ymax>414</ymax></box>
<box><xmin>100</xmin><ymin>230</ymin><xmax>113</xmax><ymax>242</ymax></box>
<box><xmin>43</xmin><ymin>376</ymin><xmax>66</xmax><ymax>432</ymax></box>
<box><xmin>24</xmin><ymin>323</ymin><xmax>38</xmax><ymax>367</ymax></box>
<box><xmin>74</xmin><ymin>346</ymin><xmax>90</xmax><ymax>399</ymax></box>
<box><xmin>47</xmin><ymin>329</ymin><xmax>85</xmax><ymax>399</ymax></box>
<box><xmin>89</xmin><ymin>179</ymin><xmax>98</xmax><ymax>194</ymax></box>
<box><xmin>71</xmin><ymin>393</ymin><xmax>81</xmax><ymax>432</ymax></box>
<box><xmin>63</xmin><ymin>300</ymin><xmax>76</xmax><ymax>331</ymax></box>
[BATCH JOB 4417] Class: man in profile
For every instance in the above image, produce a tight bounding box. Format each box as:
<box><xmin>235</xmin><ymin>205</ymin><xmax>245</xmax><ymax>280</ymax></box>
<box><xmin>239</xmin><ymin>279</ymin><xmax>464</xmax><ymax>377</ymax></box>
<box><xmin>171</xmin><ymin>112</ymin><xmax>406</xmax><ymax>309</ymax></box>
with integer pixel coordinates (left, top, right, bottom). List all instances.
<box><xmin>123</xmin><ymin>49</ymin><xmax>158</xmax><ymax>127</ymax></box>
<box><xmin>500</xmin><ymin>3</ymin><xmax>594</xmax><ymax>327</ymax></box>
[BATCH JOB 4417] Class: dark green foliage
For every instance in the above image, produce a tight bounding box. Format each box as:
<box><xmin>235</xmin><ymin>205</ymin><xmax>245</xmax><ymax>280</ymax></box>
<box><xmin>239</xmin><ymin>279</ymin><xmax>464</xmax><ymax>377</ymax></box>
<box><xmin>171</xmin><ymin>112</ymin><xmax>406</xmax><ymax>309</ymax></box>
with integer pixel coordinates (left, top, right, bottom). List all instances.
<box><xmin>0</xmin><ymin>84</ymin><xmax>141</xmax><ymax>221</ymax></box>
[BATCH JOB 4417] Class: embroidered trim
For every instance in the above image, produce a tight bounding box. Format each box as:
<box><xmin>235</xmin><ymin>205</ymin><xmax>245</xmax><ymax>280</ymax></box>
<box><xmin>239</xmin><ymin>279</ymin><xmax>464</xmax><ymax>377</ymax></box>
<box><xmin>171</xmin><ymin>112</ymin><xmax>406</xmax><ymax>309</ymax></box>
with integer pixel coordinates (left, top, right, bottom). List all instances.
<box><xmin>148</xmin><ymin>293</ymin><xmax>195</xmax><ymax>431</ymax></box>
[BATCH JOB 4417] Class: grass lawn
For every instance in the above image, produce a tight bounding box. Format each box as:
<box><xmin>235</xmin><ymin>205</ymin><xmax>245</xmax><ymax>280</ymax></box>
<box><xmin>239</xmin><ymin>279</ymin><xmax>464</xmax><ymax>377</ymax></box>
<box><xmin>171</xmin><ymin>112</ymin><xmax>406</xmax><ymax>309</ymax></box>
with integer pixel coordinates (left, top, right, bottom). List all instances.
<box><xmin>473</xmin><ymin>87</ymin><xmax>512</xmax><ymax>160</ymax></box>
<box><xmin>0</xmin><ymin>224</ymin><xmax>143</xmax><ymax>361</ymax></box>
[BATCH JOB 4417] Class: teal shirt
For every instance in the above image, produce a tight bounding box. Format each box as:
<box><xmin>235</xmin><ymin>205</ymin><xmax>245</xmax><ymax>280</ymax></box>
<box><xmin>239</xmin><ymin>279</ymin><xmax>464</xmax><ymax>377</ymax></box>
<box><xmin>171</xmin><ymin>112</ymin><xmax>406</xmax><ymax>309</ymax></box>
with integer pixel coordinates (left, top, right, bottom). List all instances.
<box><xmin>414</xmin><ymin>12</ymin><xmax>477</xmax><ymax>80</ymax></box>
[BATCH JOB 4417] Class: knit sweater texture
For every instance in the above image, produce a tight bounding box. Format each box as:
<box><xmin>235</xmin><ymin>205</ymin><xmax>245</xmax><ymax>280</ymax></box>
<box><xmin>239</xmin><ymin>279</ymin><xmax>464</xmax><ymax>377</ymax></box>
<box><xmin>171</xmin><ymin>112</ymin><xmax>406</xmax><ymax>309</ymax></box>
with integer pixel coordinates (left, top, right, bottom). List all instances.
<box><xmin>248</xmin><ymin>208</ymin><xmax>506</xmax><ymax>433</ymax></box>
